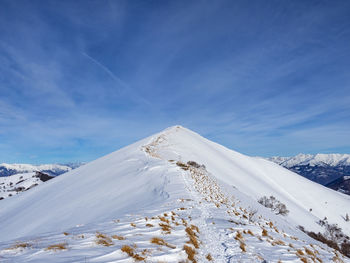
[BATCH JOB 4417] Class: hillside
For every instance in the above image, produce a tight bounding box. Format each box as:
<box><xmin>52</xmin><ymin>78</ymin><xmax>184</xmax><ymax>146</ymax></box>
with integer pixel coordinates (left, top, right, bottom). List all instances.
<box><xmin>0</xmin><ymin>126</ymin><xmax>349</xmax><ymax>262</ymax></box>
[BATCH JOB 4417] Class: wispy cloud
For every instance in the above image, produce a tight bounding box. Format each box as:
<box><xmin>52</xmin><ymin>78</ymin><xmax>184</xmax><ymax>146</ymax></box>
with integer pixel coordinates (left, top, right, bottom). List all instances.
<box><xmin>0</xmin><ymin>0</ymin><xmax>349</xmax><ymax>163</ymax></box>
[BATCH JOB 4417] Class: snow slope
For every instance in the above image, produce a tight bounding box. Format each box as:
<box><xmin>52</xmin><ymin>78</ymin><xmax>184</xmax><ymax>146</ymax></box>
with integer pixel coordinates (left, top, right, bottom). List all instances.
<box><xmin>0</xmin><ymin>126</ymin><xmax>349</xmax><ymax>262</ymax></box>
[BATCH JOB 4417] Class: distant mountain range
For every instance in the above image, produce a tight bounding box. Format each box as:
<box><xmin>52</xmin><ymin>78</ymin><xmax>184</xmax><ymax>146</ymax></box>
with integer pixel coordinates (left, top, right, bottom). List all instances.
<box><xmin>0</xmin><ymin>162</ymin><xmax>83</xmax><ymax>177</ymax></box>
<box><xmin>266</xmin><ymin>154</ymin><xmax>350</xmax><ymax>195</ymax></box>
<box><xmin>0</xmin><ymin>163</ymin><xmax>83</xmax><ymax>200</ymax></box>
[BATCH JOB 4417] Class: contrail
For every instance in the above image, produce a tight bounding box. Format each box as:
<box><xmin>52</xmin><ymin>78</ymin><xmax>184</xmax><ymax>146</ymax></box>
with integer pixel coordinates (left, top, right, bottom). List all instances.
<box><xmin>82</xmin><ymin>52</ymin><xmax>152</xmax><ymax>107</ymax></box>
<box><xmin>82</xmin><ymin>52</ymin><xmax>127</xmax><ymax>89</ymax></box>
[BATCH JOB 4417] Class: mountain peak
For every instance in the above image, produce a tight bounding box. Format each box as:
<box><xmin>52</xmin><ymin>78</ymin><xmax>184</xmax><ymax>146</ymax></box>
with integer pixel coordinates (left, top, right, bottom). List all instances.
<box><xmin>1</xmin><ymin>129</ymin><xmax>350</xmax><ymax>262</ymax></box>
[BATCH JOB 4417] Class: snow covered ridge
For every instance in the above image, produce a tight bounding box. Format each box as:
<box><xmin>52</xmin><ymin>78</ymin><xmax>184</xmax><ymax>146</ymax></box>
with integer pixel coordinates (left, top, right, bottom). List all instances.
<box><xmin>267</xmin><ymin>153</ymin><xmax>350</xmax><ymax>167</ymax></box>
<box><xmin>0</xmin><ymin>163</ymin><xmax>83</xmax><ymax>177</ymax></box>
<box><xmin>0</xmin><ymin>172</ymin><xmax>54</xmax><ymax>201</ymax></box>
<box><xmin>0</xmin><ymin>126</ymin><xmax>350</xmax><ymax>262</ymax></box>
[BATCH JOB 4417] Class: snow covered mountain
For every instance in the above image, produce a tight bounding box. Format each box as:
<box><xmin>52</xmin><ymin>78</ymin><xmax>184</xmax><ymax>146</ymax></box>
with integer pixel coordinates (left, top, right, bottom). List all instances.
<box><xmin>0</xmin><ymin>163</ymin><xmax>83</xmax><ymax>201</ymax></box>
<box><xmin>0</xmin><ymin>163</ymin><xmax>82</xmax><ymax>177</ymax></box>
<box><xmin>0</xmin><ymin>171</ymin><xmax>54</xmax><ymax>201</ymax></box>
<box><xmin>326</xmin><ymin>176</ymin><xmax>350</xmax><ymax>195</ymax></box>
<box><xmin>268</xmin><ymin>153</ymin><xmax>350</xmax><ymax>168</ymax></box>
<box><xmin>267</xmin><ymin>154</ymin><xmax>350</xmax><ymax>187</ymax></box>
<box><xmin>0</xmin><ymin>126</ymin><xmax>349</xmax><ymax>262</ymax></box>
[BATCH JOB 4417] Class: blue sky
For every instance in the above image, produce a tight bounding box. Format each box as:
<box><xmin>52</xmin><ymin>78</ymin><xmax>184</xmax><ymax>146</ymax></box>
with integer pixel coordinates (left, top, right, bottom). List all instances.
<box><xmin>0</xmin><ymin>0</ymin><xmax>350</xmax><ymax>163</ymax></box>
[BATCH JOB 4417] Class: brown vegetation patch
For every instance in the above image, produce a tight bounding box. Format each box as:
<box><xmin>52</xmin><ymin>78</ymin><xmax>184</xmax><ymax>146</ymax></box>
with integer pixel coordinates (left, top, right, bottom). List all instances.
<box><xmin>235</xmin><ymin>231</ymin><xmax>244</xmax><ymax>241</ymax></box>
<box><xmin>206</xmin><ymin>253</ymin><xmax>213</xmax><ymax>261</ymax></box>
<box><xmin>111</xmin><ymin>234</ymin><xmax>125</xmax><ymax>240</ymax></box>
<box><xmin>176</xmin><ymin>161</ymin><xmax>189</xmax><ymax>170</ymax></box>
<box><xmin>159</xmin><ymin>223</ymin><xmax>172</xmax><ymax>234</ymax></box>
<box><xmin>186</xmin><ymin>227</ymin><xmax>200</xmax><ymax>249</ymax></box>
<box><xmin>95</xmin><ymin>232</ymin><xmax>114</xmax><ymax>246</ymax></box>
<box><xmin>239</xmin><ymin>241</ymin><xmax>246</xmax><ymax>252</ymax></box>
<box><xmin>159</xmin><ymin>216</ymin><xmax>170</xmax><ymax>224</ymax></box>
<box><xmin>262</xmin><ymin>229</ymin><xmax>268</xmax><ymax>237</ymax></box>
<box><xmin>150</xmin><ymin>237</ymin><xmax>176</xmax><ymax>249</ymax></box>
<box><xmin>8</xmin><ymin>242</ymin><xmax>32</xmax><ymax>250</ymax></box>
<box><xmin>183</xmin><ymin>245</ymin><xmax>196</xmax><ymax>262</ymax></box>
<box><xmin>46</xmin><ymin>243</ymin><xmax>67</xmax><ymax>251</ymax></box>
<box><xmin>271</xmin><ymin>240</ymin><xmax>285</xmax><ymax>246</ymax></box>
<box><xmin>121</xmin><ymin>245</ymin><xmax>146</xmax><ymax>261</ymax></box>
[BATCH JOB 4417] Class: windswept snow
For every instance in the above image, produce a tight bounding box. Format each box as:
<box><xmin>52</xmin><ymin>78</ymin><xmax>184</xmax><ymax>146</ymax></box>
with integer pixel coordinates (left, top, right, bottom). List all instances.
<box><xmin>0</xmin><ymin>126</ymin><xmax>349</xmax><ymax>262</ymax></box>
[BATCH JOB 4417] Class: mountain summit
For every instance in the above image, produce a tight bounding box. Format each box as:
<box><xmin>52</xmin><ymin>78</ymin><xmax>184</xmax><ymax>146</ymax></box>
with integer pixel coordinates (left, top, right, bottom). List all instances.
<box><xmin>1</xmin><ymin>126</ymin><xmax>349</xmax><ymax>262</ymax></box>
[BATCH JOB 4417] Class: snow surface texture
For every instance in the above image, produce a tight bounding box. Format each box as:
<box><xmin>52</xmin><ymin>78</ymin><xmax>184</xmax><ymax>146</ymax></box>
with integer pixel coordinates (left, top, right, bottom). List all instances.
<box><xmin>267</xmin><ymin>153</ymin><xmax>350</xmax><ymax>168</ymax></box>
<box><xmin>0</xmin><ymin>126</ymin><xmax>350</xmax><ymax>262</ymax></box>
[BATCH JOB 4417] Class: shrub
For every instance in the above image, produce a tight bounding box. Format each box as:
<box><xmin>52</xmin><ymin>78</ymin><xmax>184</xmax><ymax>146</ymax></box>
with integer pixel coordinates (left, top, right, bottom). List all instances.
<box><xmin>187</xmin><ymin>161</ymin><xmax>205</xmax><ymax>169</ymax></box>
<box><xmin>341</xmin><ymin>243</ymin><xmax>350</xmax><ymax>257</ymax></box>
<box><xmin>258</xmin><ymin>196</ymin><xmax>289</xmax><ymax>216</ymax></box>
<box><xmin>299</xmin><ymin>221</ymin><xmax>350</xmax><ymax>258</ymax></box>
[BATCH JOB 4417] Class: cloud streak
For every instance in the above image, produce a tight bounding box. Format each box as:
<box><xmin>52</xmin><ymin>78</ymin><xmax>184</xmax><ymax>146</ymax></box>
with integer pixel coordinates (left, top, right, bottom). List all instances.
<box><xmin>0</xmin><ymin>0</ymin><xmax>349</xmax><ymax>163</ymax></box>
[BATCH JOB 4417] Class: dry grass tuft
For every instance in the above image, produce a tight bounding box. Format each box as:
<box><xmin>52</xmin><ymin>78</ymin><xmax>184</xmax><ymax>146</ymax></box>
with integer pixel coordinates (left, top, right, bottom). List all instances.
<box><xmin>146</xmin><ymin>223</ymin><xmax>154</xmax><ymax>227</ymax></box>
<box><xmin>96</xmin><ymin>238</ymin><xmax>114</xmax><ymax>247</ymax></box>
<box><xmin>271</xmin><ymin>240</ymin><xmax>285</xmax><ymax>246</ymax></box>
<box><xmin>235</xmin><ymin>231</ymin><xmax>244</xmax><ymax>241</ymax></box>
<box><xmin>305</xmin><ymin>247</ymin><xmax>316</xmax><ymax>257</ymax></box>
<box><xmin>159</xmin><ymin>223</ymin><xmax>172</xmax><ymax>234</ymax></box>
<box><xmin>316</xmin><ymin>257</ymin><xmax>323</xmax><ymax>263</ymax></box>
<box><xmin>239</xmin><ymin>241</ymin><xmax>246</xmax><ymax>252</ymax></box>
<box><xmin>300</xmin><ymin>258</ymin><xmax>308</xmax><ymax>263</ymax></box>
<box><xmin>63</xmin><ymin>232</ymin><xmax>69</xmax><ymax>236</ymax></box>
<box><xmin>130</xmin><ymin>223</ymin><xmax>136</xmax><ymax>227</ymax></box>
<box><xmin>262</xmin><ymin>229</ymin><xmax>268</xmax><ymax>237</ymax></box>
<box><xmin>150</xmin><ymin>237</ymin><xmax>176</xmax><ymax>249</ymax></box>
<box><xmin>8</xmin><ymin>242</ymin><xmax>32</xmax><ymax>250</ymax></box>
<box><xmin>121</xmin><ymin>245</ymin><xmax>145</xmax><ymax>261</ymax></box>
<box><xmin>176</xmin><ymin>161</ymin><xmax>189</xmax><ymax>170</ymax></box>
<box><xmin>159</xmin><ymin>216</ymin><xmax>170</xmax><ymax>224</ymax></box>
<box><xmin>190</xmin><ymin>224</ymin><xmax>199</xmax><ymax>233</ymax></box>
<box><xmin>296</xmin><ymin>249</ymin><xmax>305</xmax><ymax>256</ymax></box>
<box><xmin>186</xmin><ymin>227</ymin><xmax>200</xmax><ymax>249</ymax></box>
<box><xmin>247</xmin><ymin>230</ymin><xmax>254</xmax><ymax>236</ymax></box>
<box><xmin>206</xmin><ymin>253</ymin><xmax>213</xmax><ymax>261</ymax></box>
<box><xmin>95</xmin><ymin>232</ymin><xmax>114</xmax><ymax>246</ymax></box>
<box><xmin>111</xmin><ymin>234</ymin><xmax>125</xmax><ymax>240</ymax></box>
<box><xmin>46</xmin><ymin>243</ymin><xmax>67</xmax><ymax>251</ymax></box>
<box><xmin>183</xmin><ymin>245</ymin><xmax>196</xmax><ymax>262</ymax></box>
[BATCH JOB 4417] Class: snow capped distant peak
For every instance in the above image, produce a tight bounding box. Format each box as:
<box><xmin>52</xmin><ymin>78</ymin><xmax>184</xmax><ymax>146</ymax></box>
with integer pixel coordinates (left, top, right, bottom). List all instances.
<box><xmin>0</xmin><ymin>163</ymin><xmax>83</xmax><ymax>177</ymax></box>
<box><xmin>267</xmin><ymin>153</ymin><xmax>350</xmax><ymax>167</ymax></box>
